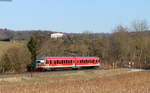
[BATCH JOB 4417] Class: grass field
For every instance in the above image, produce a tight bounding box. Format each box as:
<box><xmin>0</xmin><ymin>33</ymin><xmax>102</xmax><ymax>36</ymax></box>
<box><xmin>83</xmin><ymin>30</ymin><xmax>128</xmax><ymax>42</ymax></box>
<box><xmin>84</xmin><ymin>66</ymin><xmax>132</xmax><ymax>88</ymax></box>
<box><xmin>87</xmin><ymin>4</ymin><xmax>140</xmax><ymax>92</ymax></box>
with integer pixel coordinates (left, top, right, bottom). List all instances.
<box><xmin>0</xmin><ymin>69</ymin><xmax>149</xmax><ymax>93</ymax></box>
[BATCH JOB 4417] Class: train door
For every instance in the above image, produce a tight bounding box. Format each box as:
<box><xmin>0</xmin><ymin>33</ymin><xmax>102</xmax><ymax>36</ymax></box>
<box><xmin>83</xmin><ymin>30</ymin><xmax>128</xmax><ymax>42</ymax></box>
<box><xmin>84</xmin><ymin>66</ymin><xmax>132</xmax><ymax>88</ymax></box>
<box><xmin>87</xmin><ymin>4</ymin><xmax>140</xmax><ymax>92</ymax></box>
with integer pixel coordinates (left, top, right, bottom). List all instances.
<box><xmin>76</xmin><ymin>58</ymin><xmax>81</xmax><ymax>68</ymax></box>
<box><xmin>51</xmin><ymin>59</ymin><xmax>55</xmax><ymax>67</ymax></box>
<box><xmin>72</xmin><ymin>59</ymin><xmax>75</xmax><ymax>67</ymax></box>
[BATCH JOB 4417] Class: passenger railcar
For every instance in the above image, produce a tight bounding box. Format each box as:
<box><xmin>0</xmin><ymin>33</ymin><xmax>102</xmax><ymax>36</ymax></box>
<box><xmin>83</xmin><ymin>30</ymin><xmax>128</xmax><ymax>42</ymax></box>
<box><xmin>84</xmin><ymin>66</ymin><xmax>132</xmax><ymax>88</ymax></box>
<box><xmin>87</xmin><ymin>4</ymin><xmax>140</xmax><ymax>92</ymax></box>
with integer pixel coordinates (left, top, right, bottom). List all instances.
<box><xmin>35</xmin><ymin>57</ymin><xmax>100</xmax><ymax>71</ymax></box>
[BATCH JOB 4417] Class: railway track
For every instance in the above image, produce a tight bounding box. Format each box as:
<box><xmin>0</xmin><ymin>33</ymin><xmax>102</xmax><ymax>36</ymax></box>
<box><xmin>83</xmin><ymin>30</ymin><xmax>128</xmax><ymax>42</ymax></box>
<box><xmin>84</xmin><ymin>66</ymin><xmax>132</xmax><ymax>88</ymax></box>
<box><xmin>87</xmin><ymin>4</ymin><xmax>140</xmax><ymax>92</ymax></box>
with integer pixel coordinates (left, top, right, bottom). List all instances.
<box><xmin>0</xmin><ymin>68</ymin><xmax>102</xmax><ymax>78</ymax></box>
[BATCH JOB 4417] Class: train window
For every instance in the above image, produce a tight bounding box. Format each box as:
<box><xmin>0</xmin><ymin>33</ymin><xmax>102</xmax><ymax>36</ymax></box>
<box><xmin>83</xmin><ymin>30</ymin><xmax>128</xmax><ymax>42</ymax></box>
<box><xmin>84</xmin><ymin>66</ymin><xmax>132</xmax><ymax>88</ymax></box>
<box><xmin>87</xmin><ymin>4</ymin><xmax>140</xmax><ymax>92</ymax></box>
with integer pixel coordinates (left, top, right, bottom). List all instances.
<box><xmin>60</xmin><ymin>60</ymin><xmax>62</xmax><ymax>64</ymax></box>
<box><xmin>66</xmin><ymin>60</ymin><xmax>68</xmax><ymax>64</ymax></box>
<box><xmin>65</xmin><ymin>60</ymin><xmax>67</xmax><ymax>64</ymax></box>
<box><xmin>54</xmin><ymin>60</ymin><xmax>56</xmax><ymax>64</ymax></box>
<box><xmin>46</xmin><ymin>60</ymin><xmax>49</xmax><ymax>64</ymax></box>
<box><xmin>59</xmin><ymin>60</ymin><xmax>61</xmax><ymax>64</ymax></box>
<box><xmin>69</xmin><ymin>60</ymin><xmax>71</xmax><ymax>64</ymax></box>
<box><xmin>57</xmin><ymin>60</ymin><xmax>59</xmax><ymax>64</ymax></box>
<box><xmin>64</xmin><ymin>60</ymin><xmax>65</xmax><ymax>64</ymax></box>
<box><xmin>68</xmin><ymin>60</ymin><xmax>70</xmax><ymax>64</ymax></box>
<box><xmin>36</xmin><ymin>61</ymin><xmax>41</xmax><ymax>64</ymax></box>
<box><xmin>50</xmin><ymin>60</ymin><xmax>52</xmax><ymax>64</ymax></box>
<box><xmin>67</xmin><ymin>60</ymin><xmax>69</xmax><ymax>64</ymax></box>
<box><xmin>70</xmin><ymin>60</ymin><xmax>72</xmax><ymax>63</ymax></box>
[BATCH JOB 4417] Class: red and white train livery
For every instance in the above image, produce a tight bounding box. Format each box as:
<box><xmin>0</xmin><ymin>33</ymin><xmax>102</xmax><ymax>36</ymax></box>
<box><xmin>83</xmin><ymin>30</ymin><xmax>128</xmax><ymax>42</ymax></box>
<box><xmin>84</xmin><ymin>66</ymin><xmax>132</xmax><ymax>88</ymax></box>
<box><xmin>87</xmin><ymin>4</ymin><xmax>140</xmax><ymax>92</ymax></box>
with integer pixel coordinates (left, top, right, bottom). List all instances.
<box><xmin>36</xmin><ymin>57</ymin><xmax>100</xmax><ymax>70</ymax></box>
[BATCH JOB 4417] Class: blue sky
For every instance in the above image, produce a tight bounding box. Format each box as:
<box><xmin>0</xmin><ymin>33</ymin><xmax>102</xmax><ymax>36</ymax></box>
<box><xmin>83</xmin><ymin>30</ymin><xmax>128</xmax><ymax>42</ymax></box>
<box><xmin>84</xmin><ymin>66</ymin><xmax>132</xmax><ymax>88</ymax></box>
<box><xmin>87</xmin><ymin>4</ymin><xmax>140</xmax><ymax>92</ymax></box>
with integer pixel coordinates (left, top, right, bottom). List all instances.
<box><xmin>0</xmin><ymin>0</ymin><xmax>150</xmax><ymax>33</ymax></box>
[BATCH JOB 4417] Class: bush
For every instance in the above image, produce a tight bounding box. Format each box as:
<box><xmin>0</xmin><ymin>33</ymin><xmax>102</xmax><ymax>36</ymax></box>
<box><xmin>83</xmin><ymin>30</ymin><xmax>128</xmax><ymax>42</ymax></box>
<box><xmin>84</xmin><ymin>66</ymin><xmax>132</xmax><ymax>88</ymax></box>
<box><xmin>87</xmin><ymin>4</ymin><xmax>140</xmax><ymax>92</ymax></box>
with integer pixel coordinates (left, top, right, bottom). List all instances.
<box><xmin>0</xmin><ymin>46</ymin><xmax>31</xmax><ymax>73</ymax></box>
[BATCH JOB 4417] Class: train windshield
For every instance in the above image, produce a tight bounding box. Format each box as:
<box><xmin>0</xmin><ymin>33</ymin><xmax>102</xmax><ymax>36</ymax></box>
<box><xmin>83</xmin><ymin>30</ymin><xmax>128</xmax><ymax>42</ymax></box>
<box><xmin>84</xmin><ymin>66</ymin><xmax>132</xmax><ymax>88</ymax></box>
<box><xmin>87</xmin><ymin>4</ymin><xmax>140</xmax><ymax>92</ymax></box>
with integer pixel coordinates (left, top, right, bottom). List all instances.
<box><xmin>36</xmin><ymin>60</ymin><xmax>45</xmax><ymax>64</ymax></box>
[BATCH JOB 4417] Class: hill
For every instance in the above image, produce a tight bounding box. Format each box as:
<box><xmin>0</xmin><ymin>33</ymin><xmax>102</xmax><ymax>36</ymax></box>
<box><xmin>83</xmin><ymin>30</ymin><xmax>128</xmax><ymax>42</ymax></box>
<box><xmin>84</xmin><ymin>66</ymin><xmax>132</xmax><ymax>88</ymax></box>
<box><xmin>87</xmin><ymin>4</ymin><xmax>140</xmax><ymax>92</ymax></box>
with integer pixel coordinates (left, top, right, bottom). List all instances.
<box><xmin>0</xmin><ymin>41</ymin><xmax>23</xmax><ymax>56</ymax></box>
<box><xmin>0</xmin><ymin>29</ymin><xmax>53</xmax><ymax>41</ymax></box>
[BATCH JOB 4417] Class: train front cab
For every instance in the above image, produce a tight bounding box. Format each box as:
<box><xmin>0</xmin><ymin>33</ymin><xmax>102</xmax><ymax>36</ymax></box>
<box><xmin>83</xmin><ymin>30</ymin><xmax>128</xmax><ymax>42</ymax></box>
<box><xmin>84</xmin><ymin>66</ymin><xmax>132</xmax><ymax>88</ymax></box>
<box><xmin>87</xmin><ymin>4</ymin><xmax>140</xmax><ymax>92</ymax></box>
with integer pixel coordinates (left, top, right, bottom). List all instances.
<box><xmin>35</xmin><ymin>59</ymin><xmax>47</xmax><ymax>71</ymax></box>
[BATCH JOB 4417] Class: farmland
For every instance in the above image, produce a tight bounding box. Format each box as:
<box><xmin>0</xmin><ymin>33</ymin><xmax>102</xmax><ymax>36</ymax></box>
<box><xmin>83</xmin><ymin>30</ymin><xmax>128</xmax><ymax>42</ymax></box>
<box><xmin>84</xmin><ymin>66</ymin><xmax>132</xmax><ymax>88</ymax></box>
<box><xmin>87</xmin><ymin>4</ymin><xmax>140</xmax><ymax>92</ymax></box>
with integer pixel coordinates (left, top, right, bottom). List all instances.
<box><xmin>0</xmin><ymin>69</ymin><xmax>149</xmax><ymax>93</ymax></box>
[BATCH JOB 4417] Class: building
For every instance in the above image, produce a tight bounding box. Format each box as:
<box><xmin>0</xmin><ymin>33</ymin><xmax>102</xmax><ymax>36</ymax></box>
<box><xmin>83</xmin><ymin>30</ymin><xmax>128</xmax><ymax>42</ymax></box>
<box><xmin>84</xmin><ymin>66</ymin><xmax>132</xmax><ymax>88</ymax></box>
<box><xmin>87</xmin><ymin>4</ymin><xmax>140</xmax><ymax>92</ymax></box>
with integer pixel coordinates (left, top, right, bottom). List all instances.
<box><xmin>51</xmin><ymin>33</ymin><xmax>64</xmax><ymax>38</ymax></box>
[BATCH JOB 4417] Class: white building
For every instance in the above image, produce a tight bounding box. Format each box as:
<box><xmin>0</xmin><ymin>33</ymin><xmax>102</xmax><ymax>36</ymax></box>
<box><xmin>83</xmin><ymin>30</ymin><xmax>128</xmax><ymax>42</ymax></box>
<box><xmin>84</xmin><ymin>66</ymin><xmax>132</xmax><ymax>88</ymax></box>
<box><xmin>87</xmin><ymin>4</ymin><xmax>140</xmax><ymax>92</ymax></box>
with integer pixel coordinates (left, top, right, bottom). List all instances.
<box><xmin>51</xmin><ymin>33</ymin><xmax>64</xmax><ymax>38</ymax></box>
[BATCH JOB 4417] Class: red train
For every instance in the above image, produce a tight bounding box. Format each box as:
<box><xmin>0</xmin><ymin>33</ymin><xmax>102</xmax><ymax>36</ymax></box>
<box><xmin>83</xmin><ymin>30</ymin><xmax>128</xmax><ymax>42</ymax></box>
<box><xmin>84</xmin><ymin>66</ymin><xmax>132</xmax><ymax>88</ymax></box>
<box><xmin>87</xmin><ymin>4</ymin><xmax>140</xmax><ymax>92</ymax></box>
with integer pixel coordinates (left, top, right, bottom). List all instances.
<box><xmin>36</xmin><ymin>57</ymin><xmax>100</xmax><ymax>71</ymax></box>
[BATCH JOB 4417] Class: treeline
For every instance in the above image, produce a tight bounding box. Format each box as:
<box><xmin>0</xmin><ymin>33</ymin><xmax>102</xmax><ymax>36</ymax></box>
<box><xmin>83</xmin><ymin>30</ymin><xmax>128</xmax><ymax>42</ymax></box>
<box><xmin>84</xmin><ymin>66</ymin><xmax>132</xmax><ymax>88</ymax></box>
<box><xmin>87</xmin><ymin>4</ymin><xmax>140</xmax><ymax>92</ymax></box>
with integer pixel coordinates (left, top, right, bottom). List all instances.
<box><xmin>0</xmin><ymin>29</ymin><xmax>53</xmax><ymax>41</ymax></box>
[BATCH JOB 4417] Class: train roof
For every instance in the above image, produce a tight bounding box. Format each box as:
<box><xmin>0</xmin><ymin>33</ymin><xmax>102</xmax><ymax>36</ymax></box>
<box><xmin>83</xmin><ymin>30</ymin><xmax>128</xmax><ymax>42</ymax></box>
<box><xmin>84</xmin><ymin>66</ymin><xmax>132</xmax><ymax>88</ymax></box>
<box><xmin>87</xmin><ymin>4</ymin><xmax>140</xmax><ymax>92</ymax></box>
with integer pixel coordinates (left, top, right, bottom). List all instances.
<box><xmin>37</xmin><ymin>56</ymin><xmax>100</xmax><ymax>60</ymax></box>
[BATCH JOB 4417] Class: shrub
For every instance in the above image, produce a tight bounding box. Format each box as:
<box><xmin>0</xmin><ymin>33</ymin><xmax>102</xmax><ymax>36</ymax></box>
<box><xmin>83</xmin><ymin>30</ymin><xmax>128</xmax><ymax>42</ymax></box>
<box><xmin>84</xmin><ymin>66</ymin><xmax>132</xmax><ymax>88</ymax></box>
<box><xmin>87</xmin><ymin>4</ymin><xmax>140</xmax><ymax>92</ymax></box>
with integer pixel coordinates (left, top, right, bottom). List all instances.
<box><xmin>0</xmin><ymin>46</ymin><xmax>31</xmax><ymax>73</ymax></box>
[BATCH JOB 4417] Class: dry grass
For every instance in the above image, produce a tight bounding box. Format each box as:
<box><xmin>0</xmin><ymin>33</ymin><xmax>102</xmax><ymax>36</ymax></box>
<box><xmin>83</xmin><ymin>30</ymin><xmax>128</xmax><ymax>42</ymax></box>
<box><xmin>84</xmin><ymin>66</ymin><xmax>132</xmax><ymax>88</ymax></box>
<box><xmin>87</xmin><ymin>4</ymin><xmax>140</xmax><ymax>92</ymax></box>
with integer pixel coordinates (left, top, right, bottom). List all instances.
<box><xmin>0</xmin><ymin>41</ymin><xmax>22</xmax><ymax>56</ymax></box>
<box><xmin>0</xmin><ymin>69</ymin><xmax>149</xmax><ymax>93</ymax></box>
